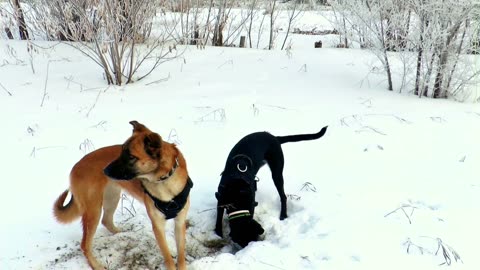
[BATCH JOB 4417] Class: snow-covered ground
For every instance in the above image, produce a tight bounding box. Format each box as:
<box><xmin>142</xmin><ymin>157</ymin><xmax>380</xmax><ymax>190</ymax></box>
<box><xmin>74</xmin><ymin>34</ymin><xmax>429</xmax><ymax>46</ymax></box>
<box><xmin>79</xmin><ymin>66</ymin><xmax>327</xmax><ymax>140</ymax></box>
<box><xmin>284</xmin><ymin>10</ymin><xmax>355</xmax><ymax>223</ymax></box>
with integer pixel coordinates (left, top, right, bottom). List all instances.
<box><xmin>1</xmin><ymin>9</ymin><xmax>480</xmax><ymax>270</ymax></box>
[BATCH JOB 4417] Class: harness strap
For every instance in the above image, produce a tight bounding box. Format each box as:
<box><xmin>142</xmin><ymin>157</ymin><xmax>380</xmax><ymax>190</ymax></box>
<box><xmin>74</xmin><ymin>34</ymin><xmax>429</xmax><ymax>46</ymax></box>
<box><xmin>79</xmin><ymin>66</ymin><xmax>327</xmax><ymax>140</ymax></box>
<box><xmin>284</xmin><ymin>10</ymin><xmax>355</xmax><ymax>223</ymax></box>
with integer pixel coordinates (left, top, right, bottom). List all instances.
<box><xmin>143</xmin><ymin>177</ymin><xmax>193</xmax><ymax>219</ymax></box>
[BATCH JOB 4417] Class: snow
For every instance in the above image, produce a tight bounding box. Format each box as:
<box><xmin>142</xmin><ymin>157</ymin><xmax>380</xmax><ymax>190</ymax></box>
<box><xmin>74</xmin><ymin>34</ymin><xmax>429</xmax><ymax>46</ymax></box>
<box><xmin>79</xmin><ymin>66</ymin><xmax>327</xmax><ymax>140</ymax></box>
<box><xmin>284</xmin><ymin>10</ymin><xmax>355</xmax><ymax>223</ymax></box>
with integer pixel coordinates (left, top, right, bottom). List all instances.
<box><xmin>1</xmin><ymin>9</ymin><xmax>480</xmax><ymax>270</ymax></box>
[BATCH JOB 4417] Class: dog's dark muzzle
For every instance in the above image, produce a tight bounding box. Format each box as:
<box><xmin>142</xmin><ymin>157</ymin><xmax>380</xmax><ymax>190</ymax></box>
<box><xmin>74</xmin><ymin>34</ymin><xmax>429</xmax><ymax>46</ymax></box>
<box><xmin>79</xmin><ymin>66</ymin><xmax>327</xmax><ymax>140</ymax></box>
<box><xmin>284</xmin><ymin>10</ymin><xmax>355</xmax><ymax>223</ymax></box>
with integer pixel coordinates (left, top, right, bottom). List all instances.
<box><xmin>228</xmin><ymin>215</ymin><xmax>265</xmax><ymax>248</ymax></box>
<box><xmin>104</xmin><ymin>158</ymin><xmax>138</xmax><ymax>180</ymax></box>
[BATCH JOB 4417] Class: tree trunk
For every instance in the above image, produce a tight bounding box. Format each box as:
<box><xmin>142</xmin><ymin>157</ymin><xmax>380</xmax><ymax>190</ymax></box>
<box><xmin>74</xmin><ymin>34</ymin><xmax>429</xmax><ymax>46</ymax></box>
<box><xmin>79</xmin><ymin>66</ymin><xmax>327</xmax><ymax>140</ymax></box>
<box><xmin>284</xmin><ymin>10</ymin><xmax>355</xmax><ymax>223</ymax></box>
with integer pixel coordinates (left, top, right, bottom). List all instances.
<box><xmin>422</xmin><ymin>52</ymin><xmax>436</xmax><ymax>97</ymax></box>
<box><xmin>383</xmin><ymin>49</ymin><xmax>393</xmax><ymax>91</ymax></box>
<box><xmin>415</xmin><ymin>17</ymin><xmax>429</xmax><ymax>96</ymax></box>
<box><xmin>247</xmin><ymin>0</ymin><xmax>256</xmax><ymax>48</ymax></box>
<box><xmin>342</xmin><ymin>17</ymin><xmax>348</xmax><ymax>48</ymax></box>
<box><xmin>212</xmin><ymin>0</ymin><xmax>225</xmax><ymax>46</ymax></box>
<box><xmin>280</xmin><ymin>15</ymin><xmax>293</xmax><ymax>50</ymax></box>
<box><xmin>433</xmin><ymin>20</ymin><xmax>462</xmax><ymax>98</ymax></box>
<box><xmin>379</xmin><ymin>13</ymin><xmax>392</xmax><ymax>91</ymax></box>
<box><xmin>432</xmin><ymin>53</ymin><xmax>447</xmax><ymax>98</ymax></box>
<box><xmin>446</xmin><ymin>20</ymin><xmax>468</xmax><ymax>92</ymax></box>
<box><xmin>414</xmin><ymin>44</ymin><xmax>423</xmax><ymax>96</ymax></box>
<box><xmin>13</xmin><ymin>0</ymin><xmax>29</xmax><ymax>40</ymax></box>
<box><xmin>268</xmin><ymin>0</ymin><xmax>277</xmax><ymax>50</ymax></box>
<box><xmin>5</xmin><ymin>27</ymin><xmax>14</xmax><ymax>39</ymax></box>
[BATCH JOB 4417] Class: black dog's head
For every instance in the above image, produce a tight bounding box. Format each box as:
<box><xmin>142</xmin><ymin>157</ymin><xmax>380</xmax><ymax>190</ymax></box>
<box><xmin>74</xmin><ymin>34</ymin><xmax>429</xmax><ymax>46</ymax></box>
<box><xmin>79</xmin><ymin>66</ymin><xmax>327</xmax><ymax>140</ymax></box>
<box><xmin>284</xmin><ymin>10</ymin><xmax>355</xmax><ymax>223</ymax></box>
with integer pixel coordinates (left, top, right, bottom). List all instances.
<box><xmin>104</xmin><ymin>121</ymin><xmax>163</xmax><ymax>180</ymax></box>
<box><xmin>216</xmin><ymin>176</ymin><xmax>264</xmax><ymax>248</ymax></box>
<box><xmin>228</xmin><ymin>215</ymin><xmax>264</xmax><ymax>248</ymax></box>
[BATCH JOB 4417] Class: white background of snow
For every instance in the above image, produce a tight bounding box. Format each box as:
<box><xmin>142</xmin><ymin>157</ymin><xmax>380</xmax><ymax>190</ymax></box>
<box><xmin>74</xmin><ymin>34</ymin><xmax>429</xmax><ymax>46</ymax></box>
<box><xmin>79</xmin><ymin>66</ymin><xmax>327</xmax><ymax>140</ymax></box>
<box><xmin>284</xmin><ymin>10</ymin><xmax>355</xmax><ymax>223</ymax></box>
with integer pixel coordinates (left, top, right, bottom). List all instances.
<box><xmin>0</xmin><ymin>8</ymin><xmax>479</xmax><ymax>270</ymax></box>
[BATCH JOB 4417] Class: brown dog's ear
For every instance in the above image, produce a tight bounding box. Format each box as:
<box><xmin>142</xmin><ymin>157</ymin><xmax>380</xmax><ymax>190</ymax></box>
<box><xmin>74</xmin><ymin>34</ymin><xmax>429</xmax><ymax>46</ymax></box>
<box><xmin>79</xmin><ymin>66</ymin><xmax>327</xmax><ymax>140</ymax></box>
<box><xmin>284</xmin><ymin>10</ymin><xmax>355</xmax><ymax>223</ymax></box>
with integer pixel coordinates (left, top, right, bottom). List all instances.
<box><xmin>144</xmin><ymin>132</ymin><xmax>162</xmax><ymax>158</ymax></box>
<box><xmin>129</xmin><ymin>121</ymin><xmax>147</xmax><ymax>133</ymax></box>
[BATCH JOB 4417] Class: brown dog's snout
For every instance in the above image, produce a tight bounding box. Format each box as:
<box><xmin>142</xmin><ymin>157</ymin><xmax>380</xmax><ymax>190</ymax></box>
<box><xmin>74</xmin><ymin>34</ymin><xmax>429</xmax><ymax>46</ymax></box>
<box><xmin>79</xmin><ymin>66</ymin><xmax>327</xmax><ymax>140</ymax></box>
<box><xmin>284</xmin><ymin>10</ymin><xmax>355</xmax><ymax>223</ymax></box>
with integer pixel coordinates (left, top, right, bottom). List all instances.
<box><xmin>104</xmin><ymin>158</ymin><xmax>137</xmax><ymax>180</ymax></box>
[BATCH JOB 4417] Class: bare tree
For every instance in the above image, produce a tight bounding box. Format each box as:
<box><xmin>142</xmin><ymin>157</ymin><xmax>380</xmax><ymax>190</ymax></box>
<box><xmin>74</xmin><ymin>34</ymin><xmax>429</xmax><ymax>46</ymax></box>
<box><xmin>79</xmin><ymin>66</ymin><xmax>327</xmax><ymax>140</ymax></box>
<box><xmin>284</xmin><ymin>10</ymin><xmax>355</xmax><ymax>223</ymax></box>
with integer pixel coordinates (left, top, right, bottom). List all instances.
<box><xmin>330</xmin><ymin>0</ymin><xmax>396</xmax><ymax>90</ymax></box>
<box><xmin>246</xmin><ymin>0</ymin><xmax>260</xmax><ymax>48</ymax></box>
<box><xmin>410</xmin><ymin>0</ymin><xmax>478</xmax><ymax>99</ymax></box>
<box><xmin>32</xmin><ymin>0</ymin><xmax>180</xmax><ymax>86</ymax></box>
<box><xmin>330</xmin><ymin>0</ymin><xmax>479</xmax><ymax>99</ymax></box>
<box><xmin>268</xmin><ymin>0</ymin><xmax>277</xmax><ymax>50</ymax></box>
<box><xmin>281</xmin><ymin>0</ymin><xmax>303</xmax><ymax>50</ymax></box>
<box><xmin>212</xmin><ymin>0</ymin><xmax>226</xmax><ymax>46</ymax></box>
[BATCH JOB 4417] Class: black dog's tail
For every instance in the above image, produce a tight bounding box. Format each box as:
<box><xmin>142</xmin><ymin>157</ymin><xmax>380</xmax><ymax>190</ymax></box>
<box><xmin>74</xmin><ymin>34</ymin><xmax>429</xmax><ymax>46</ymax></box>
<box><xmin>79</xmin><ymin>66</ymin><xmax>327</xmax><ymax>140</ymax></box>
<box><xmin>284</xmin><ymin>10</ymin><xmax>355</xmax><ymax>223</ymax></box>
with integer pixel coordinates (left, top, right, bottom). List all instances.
<box><xmin>276</xmin><ymin>126</ymin><xmax>328</xmax><ymax>144</ymax></box>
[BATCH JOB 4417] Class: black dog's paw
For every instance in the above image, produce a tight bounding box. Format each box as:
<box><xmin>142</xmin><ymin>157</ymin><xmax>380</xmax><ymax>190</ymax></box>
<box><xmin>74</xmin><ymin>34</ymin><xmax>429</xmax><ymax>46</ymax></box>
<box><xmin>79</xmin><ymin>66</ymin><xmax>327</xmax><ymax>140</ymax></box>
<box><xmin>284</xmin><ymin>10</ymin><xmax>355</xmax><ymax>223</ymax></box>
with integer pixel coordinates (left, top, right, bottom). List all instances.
<box><xmin>280</xmin><ymin>214</ymin><xmax>287</xmax><ymax>220</ymax></box>
<box><xmin>214</xmin><ymin>226</ymin><xmax>223</xmax><ymax>237</ymax></box>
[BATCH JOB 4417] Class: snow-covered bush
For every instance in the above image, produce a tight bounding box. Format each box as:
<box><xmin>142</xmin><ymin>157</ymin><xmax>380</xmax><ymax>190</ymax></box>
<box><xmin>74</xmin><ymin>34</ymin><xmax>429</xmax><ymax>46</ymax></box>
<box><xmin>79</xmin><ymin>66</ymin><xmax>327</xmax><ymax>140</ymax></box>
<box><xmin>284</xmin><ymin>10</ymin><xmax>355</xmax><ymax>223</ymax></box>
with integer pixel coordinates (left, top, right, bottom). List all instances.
<box><xmin>329</xmin><ymin>0</ymin><xmax>480</xmax><ymax>100</ymax></box>
<box><xmin>31</xmin><ymin>0</ymin><xmax>180</xmax><ymax>85</ymax></box>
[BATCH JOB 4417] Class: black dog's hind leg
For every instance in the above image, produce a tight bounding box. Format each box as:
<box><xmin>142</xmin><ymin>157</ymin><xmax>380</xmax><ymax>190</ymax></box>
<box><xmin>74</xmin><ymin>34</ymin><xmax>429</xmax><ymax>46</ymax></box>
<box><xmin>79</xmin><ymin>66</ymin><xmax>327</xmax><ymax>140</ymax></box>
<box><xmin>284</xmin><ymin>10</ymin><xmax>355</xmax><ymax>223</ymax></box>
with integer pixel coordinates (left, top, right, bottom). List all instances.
<box><xmin>266</xmin><ymin>143</ymin><xmax>288</xmax><ymax>220</ymax></box>
<box><xmin>214</xmin><ymin>192</ymin><xmax>224</xmax><ymax>237</ymax></box>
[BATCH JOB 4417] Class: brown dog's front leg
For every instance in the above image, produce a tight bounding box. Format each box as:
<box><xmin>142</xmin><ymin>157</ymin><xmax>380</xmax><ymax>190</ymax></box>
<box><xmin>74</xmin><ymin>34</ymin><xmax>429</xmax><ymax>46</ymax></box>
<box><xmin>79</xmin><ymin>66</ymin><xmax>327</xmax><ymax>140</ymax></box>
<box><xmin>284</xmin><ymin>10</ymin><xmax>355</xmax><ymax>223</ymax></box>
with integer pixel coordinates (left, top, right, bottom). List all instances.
<box><xmin>174</xmin><ymin>199</ymin><xmax>189</xmax><ymax>270</ymax></box>
<box><xmin>146</xmin><ymin>200</ymin><xmax>175</xmax><ymax>270</ymax></box>
<box><xmin>151</xmin><ymin>221</ymin><xmax>175</xmax><ymax>270</ymax></box>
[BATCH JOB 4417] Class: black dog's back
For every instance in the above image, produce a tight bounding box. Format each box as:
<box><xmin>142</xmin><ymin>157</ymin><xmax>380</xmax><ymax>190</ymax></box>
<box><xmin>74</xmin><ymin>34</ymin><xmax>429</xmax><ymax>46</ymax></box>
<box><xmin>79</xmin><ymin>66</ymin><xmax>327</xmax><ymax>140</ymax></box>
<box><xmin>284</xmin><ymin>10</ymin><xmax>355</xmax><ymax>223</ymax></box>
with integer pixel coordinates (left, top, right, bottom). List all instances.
<box><xmin>224</xmin><ymin>126</ymin><xmax>328</xmax><ymax>173</ymax></box>
<box><xmin>225</xmin><ymin>132</ymin><xmax>276</xmax><ymax>173</ymax></box>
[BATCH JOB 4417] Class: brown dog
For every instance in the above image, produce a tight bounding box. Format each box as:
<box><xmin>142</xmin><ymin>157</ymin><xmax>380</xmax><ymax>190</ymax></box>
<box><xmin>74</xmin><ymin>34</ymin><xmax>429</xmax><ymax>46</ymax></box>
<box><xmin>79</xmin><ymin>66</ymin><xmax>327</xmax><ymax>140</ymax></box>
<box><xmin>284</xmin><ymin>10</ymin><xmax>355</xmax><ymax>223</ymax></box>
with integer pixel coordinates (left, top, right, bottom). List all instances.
<box><xmin>53</xmin><ymin>121</ymin><xmax>192</xmax><ymax>270</ymax></box>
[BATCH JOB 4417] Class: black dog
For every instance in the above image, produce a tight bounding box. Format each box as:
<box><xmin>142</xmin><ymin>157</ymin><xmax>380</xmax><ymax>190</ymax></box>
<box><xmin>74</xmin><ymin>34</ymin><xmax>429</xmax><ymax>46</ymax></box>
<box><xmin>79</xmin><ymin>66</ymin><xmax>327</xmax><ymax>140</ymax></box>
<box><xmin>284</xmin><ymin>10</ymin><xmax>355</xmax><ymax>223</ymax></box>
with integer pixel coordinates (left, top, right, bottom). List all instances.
<box><xmin>214</xmin><ymin>126</ymin><xmax>328</xmax><ymax>247</ymax></box>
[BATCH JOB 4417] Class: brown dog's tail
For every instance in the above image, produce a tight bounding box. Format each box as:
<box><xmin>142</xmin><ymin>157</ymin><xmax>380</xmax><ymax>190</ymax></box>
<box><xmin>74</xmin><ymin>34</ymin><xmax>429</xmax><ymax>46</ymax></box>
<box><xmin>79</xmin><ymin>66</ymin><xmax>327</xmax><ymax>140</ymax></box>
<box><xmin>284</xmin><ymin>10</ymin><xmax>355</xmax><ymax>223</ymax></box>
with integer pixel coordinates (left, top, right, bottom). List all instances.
<box><xmin>53</xmin><ymin>190</ymin><xmax>81</xmax><ymax>223</ymax></box>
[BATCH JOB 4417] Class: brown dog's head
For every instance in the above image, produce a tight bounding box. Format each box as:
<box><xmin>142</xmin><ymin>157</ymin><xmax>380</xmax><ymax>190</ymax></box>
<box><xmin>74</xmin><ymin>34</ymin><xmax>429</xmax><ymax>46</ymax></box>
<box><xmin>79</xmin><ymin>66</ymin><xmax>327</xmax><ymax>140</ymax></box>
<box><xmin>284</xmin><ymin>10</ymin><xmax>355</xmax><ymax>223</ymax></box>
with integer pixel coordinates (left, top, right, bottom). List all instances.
<box><xmin>104</xmin><ymin>121</ymin><xmax>164</xmax><ymax>181</ymax></box>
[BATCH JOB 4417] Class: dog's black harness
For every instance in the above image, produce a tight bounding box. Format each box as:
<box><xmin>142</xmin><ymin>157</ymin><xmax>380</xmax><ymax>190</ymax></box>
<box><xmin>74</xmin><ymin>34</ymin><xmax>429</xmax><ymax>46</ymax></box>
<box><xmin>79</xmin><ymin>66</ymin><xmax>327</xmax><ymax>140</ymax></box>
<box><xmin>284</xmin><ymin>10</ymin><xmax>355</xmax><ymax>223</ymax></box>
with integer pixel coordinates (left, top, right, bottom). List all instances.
<box><xmin>143</xmin><ymin>177</ymin><xmax>193</xmax><ymax>219</ymax></box>
<box><xmin>216</xmin><ymin>154</ymin><xmax>259</xmax><ymax>214</ymax></box>
<box><xmin>223</xmin><ymin>154</ymin><xmax>257</xmax><ymax>184</ymax></box>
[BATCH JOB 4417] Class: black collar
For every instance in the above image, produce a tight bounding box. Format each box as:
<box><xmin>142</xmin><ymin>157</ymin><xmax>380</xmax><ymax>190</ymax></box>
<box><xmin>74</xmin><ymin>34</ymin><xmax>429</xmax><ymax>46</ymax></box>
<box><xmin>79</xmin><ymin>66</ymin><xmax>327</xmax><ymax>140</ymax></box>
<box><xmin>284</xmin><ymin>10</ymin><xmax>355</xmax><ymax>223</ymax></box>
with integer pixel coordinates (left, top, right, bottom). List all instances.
<box><xmin>143</xmin><ymin>177</ymin><xmax>193</xmax><ymax>219</ymax></box>
<box><xmin>159</xmin><ymin>157</ymin><xmax>179</xmax><ymax>181</ymax></box>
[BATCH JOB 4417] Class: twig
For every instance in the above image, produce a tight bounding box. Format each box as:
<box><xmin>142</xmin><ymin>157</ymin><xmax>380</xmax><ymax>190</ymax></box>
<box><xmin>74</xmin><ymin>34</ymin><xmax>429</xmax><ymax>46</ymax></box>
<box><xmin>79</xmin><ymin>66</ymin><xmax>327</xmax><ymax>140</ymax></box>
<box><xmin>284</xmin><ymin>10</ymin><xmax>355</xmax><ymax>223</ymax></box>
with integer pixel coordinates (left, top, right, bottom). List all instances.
<box><xmin>466</xmin><ymin>111</ymin><xmax>480</xmax><ymax>118</ymax></box>
<box><xmin>167</xmin><ymin>128</ymin><xmax>182</xmax><ymax>144</ymax></box>
<box><xmin>360</xmin><ymin>99</ymin><xmax>372</xmax><ymax>108</ymax></box>
<box><xmin>145</xmin><ymin>73</ymin><xmax>171</xmax><ymax>86</ymax></box>
<box><xmin>430</xmin><ymin>116</ymin><xmax>446</xmax><ymax>123</ymax></box>
<box><xmin>257</xmin><ymin>260</ymin><xmax>287</xmax><ymax>270</ymax></box>
<box><xmin>217</xmin><ymin>59</ymin><xmax>233</xmax><ymax>69</ymax></box>
<box><xmin>405</xmin><ymin>236</ymin><xmax>463</xmax><ymax>265</ymax></box>
<box><xmin>40</xmin><ymin>61</ymin><xmax>51</xmax><ymax>107</ymax></box>
<box><xmin>403</xmin><ymin>238</ymin><xmax>424</xmax><ymax>255</ymax></box>
<box><xmin>355</xmin><ymin>126</ymin><xmax>387</xmax><ymax>136</ymax></box>
<box><xmin>195</xmin><ymin>108</ymin><xmax>226</xmax><ymax>123</ymax></box>
<box><xmin>79</xmin><ymin>139</ymin><xmax>95</xmax><ymax>154</ymax></box>
<box><xmin>86</xmin><ymin>86</ymin><xmax>109</xmax><ymax>117</ymax></box>
<box><xmin>197</xmin><ymin>207</ymin><xmax>218</xmax><ymax>213</ymax></box>
<box><xmin>252</xmin><ymin>104</ymin><xmax>260</xmax><ymax>116</ymax></box>
<box><xmin>287</xmin><ymin>194</ymin><xmax>301</xmax><ymax>201</ymax></box>
<box><xmin>90</xmin><ymin>120</ymin><xmax>108</xmax><ymax>130</ymax></box>
<box><xmin>121</xmin><ymin>193</ymin><xmax>136</xmax><ymax>218</ymax></box>
<box><xmin>384</xmin><ymin>204</ymin><xmax>417</xmax><ymax>224</ymax></box>
<box><xmin>40</xmin><ymin>59</ymin><xmax>66</xmax><ymax>107</ymax></box>
<box><xmin>300</xmin><ymin>182</ymin><xmax>317</xmax><ymax>192</ymax></box>
<box><xmin>339</xmin><ymin>114</ymin><xmax>363</xmax><ymax>127</ymax></box>
<box><xmin>298</xmin><ymin>64</ymin><xmax>307</xmax><ymax>72</ymax></box>
<box><xmin>64</xmin><ymin>76</ymin><xmax>86</xmax><ymax>91</ymax></box>
<box><xmin>0</xmin><ymin>82</ymin><xmax>12</xmax><ymax>96</ymax></box>
<box><xmin>30</xmin><ymin>146</ymin><xmax>66</xmax><ymax>157</ymax></box>
<box><xmin>255</xmin><ymin>103</ymin><xmax>289</xmax><ymax>110</ymax></box>
<box><xmin>362</xmin><ymin>113</ymin><xmax>412</xmax><ymax>124</ymax></box>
